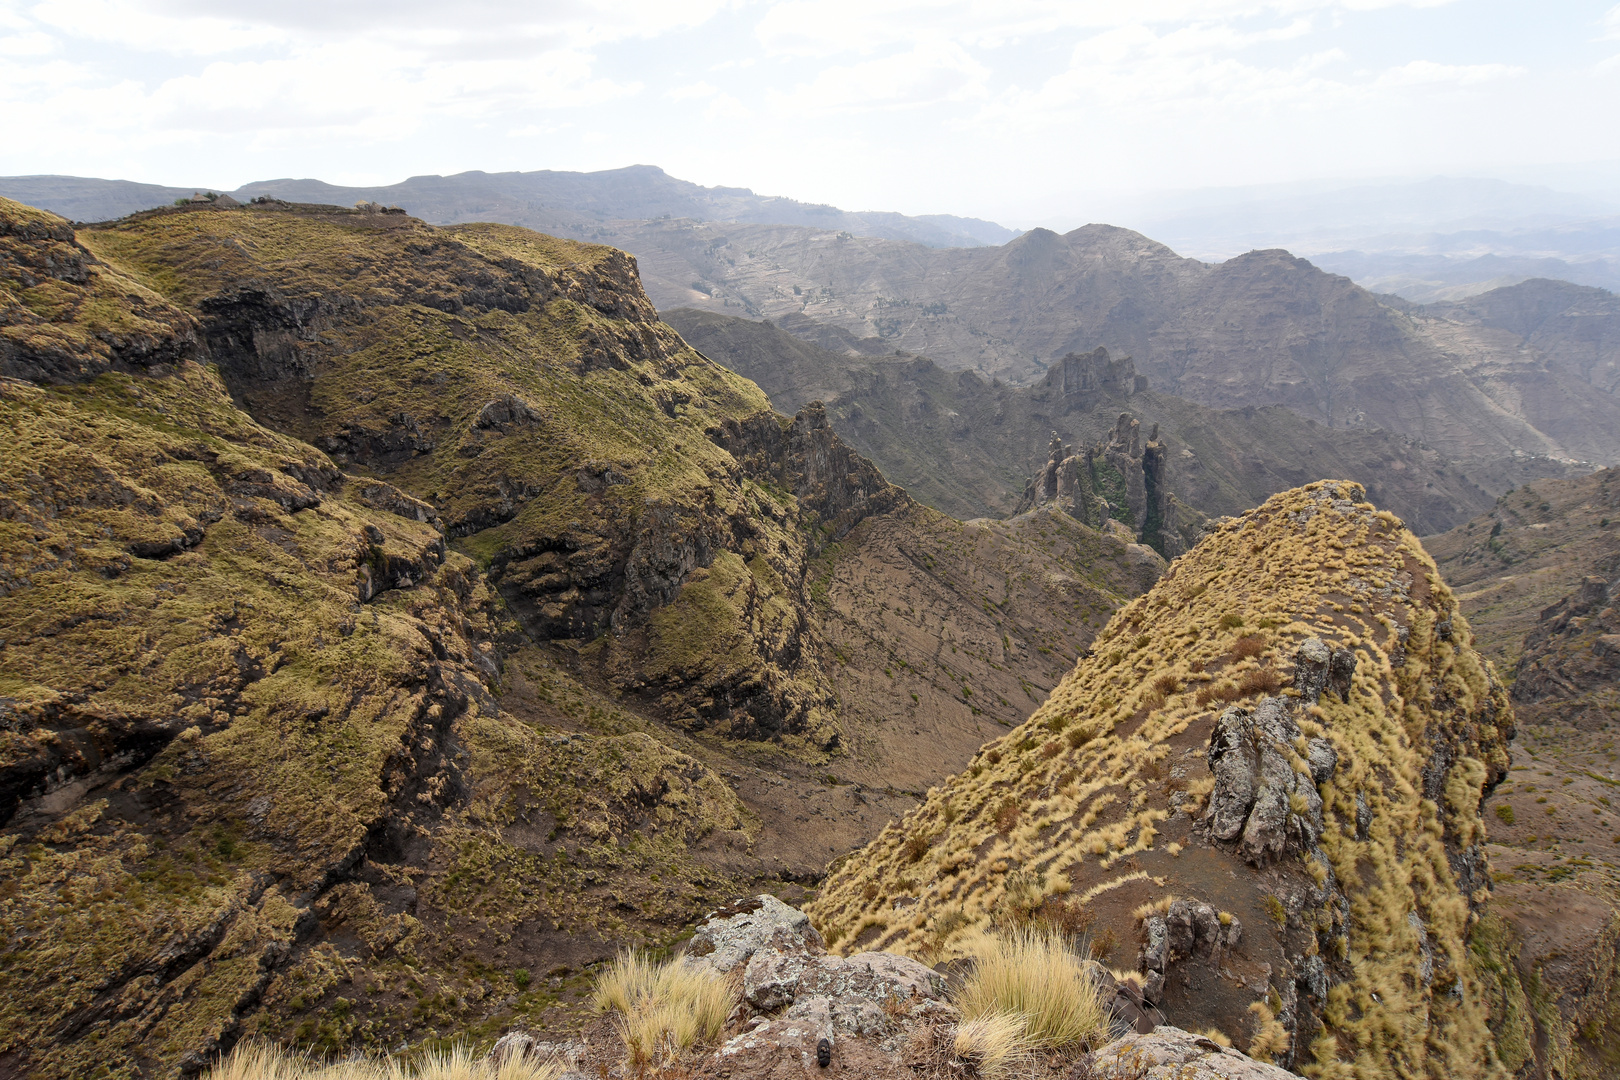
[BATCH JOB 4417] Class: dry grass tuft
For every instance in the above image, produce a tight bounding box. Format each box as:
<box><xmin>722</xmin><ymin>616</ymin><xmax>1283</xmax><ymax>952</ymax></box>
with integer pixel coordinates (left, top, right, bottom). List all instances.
<box><xmin>956</xmin><ymin>928</ymin><xmax>1109</xmax><ymax>1050</ymax></box>
<box><xmin>1246</xmin><ymin>1001</ymin><xmax>1292</xmax><ymax>1063</ymax></box>
<box><xmin>592</xmin><ymin>951</ymin><xmax>736</xmax><ymax>1067</ymax></box>
<box><xmin>1238</xmin><ymin>668</ymin><xmax>1282</xmax><ymax>696</ymax></box>
<box><xmin>1230</xmin><ymin>634</ymin><xmax>1267</xmax><ymax>660</ymax></box>
<box><xmin>204</xmin><ymin>1042</ymin><xmax>563</xmax><ymax>1080</ymax></box>
<box><xmin>952</xmin><ymin>1012</ymin><xmax>1035</xmax><ymax>1079</ymax></box>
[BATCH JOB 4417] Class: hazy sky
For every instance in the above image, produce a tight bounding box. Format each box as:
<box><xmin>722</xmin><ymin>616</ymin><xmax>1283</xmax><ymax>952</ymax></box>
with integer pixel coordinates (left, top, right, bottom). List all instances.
<box><xmin>2</xmin><ymin>0</ymin><xmax>1617</xmax><ymax>225</ymax></box>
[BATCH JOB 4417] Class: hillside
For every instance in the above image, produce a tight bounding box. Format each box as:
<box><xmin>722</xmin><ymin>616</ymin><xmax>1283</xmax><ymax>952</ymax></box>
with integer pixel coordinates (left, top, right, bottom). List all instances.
<box><xmin>668</xmin><ymin>307</ymin><xmax>1528</xmax><ymax>534</ymax></box>
<box><xmin>1424</xmin><ymin>469</ymin><xmax>1620</xmax><ymax>1077</ymax></box>
<box><xmin>0</xmin><ymin>167</ymin><xmax>1019</xmax><ymax>249</ymax></box>
<box><xmin>636</xmin><ymin>224</ymin><xmax>1620</xmax><ymax>476</ymax></box>
<box><xmin>809</xmin><ymin>481</ymin><xmax>1530</xmax><ymax>1075</ymax></box>
<box><xmin>0</xmin><ymin>196</ymin><xmax>1154</xmax><ymax>1077</ymax></box>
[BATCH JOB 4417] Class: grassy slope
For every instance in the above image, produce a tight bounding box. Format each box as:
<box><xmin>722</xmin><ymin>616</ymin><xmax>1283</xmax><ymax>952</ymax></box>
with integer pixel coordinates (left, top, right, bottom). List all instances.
<box><xmin>809</xmin><ymin>481</ymin><xmax>1517</xmax><ymax>1078</ymax></box>
<box><xmin>1</xmin><ymin>198</ymin><xmax>1170</xmax><ymax>1075</ymax></box>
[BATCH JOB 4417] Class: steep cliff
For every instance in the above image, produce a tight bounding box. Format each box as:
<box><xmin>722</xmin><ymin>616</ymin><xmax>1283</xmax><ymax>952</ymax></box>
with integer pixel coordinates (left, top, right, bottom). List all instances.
<box><xmin>809</xmin><ymin>481</ymin><xmax>1521</xmax><ymax>1077</ymax></box>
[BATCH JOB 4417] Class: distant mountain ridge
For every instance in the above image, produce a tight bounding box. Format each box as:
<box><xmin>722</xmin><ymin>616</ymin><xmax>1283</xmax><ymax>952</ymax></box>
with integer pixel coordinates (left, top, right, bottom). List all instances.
<box><xmin>0</xmin><ymin>166</ymin><xmax>1020</xmax><ymax>249</ymax></box>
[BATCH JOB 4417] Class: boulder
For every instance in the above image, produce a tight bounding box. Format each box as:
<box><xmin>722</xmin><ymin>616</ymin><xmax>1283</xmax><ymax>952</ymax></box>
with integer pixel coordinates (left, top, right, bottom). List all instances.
<box><xmin>1071</xmin><ymin>1026</ymin><xmax>1296</xmax><ymax>1079</ymax></box>
<box><xmin>686</xmin><ymin>894</ymin><xmax>826</xmax><ymax>978</ymax></box>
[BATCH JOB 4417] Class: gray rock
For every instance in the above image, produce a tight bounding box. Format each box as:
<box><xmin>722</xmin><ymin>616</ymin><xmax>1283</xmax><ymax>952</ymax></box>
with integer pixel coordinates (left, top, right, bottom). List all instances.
<box><xmin>1292</xmin><ymin>637</ymin><xmax>1332</xmax><ymax>704</ymax></box>
<box><xmin>1306</xmin><ymin>738</ymin><xmax>1338</xmax><ymax>785</ymax></box>
<box><xmin>686</xmin><ymin>894</ymin><xmax>826</xmax><ymax>978</ymax></box>
<box><xmin>1327</xmin><ymin>647</ymin><xmax>1357</xmax><ymax>701</ymax></box>
<box><xmin>1073</xmin><ymin>1026</ymin><xmax>1297</xmax><ymax>1079</ymax></box>
<box><xmin>744</xmin><ymin>948</ymin><xmax>947</xmax><ymax>1012</ymax></box>
<box><xmin>1295</xmin><ymin>954</ymin><xmax>1328</xmax><ymax>1003</ymax></box>
<box><xmin>1206</xmin><ymin>708</ymin><xmax>1260</xmax><ymax>841</ymax></box>
<box><xmin>1205</xmin><ymin>698</ymin><xmax>1324</xmax><ymax>865</ymax></box>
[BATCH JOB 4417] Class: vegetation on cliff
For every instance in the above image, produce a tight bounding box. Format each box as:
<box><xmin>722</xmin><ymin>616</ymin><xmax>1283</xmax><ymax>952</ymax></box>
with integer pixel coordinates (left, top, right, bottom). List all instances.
<box><xmin>0</xmin><ymin>195</ymin><xmax>1169</xmax><ymax>1076</ymax></box>
<box><xmin>809</xmin><ymin>481</ymin><xmax>1520</xmax><ymax>1077</ymax></box>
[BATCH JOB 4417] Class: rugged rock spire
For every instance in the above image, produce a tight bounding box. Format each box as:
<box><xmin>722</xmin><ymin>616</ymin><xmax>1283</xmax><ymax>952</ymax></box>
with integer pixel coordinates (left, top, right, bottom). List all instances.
<box><xmin>1016</xmin><ymin>411</ymin><xmax>1197</xmax><ymax>558</ymax></box>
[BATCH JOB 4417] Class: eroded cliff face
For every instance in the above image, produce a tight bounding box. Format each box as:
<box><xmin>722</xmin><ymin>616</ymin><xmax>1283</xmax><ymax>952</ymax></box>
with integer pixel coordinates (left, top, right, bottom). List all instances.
<box><xmin>808</xmin><ymin>481</ymin><xmax>1521</xmax><ymax>1077</ymax></box>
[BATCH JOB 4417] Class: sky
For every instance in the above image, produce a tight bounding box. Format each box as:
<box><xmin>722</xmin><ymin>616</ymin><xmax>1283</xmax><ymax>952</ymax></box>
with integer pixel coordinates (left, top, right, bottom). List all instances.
<box><xmin>1</xmin><ymin>0</ymin><xmax>1618</xmax><ymax>226</ymax></box>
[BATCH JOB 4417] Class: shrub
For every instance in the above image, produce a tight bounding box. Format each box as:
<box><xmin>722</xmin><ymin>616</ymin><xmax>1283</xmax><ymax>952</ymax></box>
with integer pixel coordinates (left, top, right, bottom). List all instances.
<box><xmin>956</xmin><ymin>928</ymin><xmax>1109</xmax><ymax>1050</ymax></box>
<box><xmin>1263</xmin><ymin>895</ymin><xmax>1287</xmax><ymax>925</ymax></box>
<box><xmin>1219</xmin><ymin>614</ymin><xmax>1244</xmax><ymax>629</ymax></box>
<box><xmin>592</xmin><ymin>951</ymin><xmax>736</xmax><ymax>1066</ymax></box>
<box><xmin>1030</xmin><ymin>895</ymin><xmax>1095</xmax><ymax>938</ymax></box>
<box><xmin>1042</xmin><ymin>740</ymin><xmax>1062</xmax><ymax>759</ymax></box>
<box><xmin>204</xmin><ymin>1042</ymin><xmax>564</xmax><ymax>1080</ymax></box>
<box><xmin>952</xmin><ymin>1012</ymin><xmax>1034</xmax><ymax>1080</ymax></box>
<box><xmin>1230</xmin><ymin>635</ymin><xmax>1267</xmax><ymax>660</ymax></box>
<box><xmin>994</xmin><ymin>798</ymin><xmax>1021</xmax><ymax>835</ymax></box>
<box><xmin>1152</xmin><ymin>674</ymin><xmax>1179</xmax><ymax>696</ymax></box>
<box><xmin>1494</xmin><ymin>803</ymin><xmax>1516</xmax><ymax>826</ymax></box>
<box><xmin>1065</xmin><ymin>726</ymin><xmax>1093</xmax><ymax>749</ymax></box>
<box><xmin>1239</xmin><ymin>668</ymin><xmax>1282</xmax><ymax>696</ymax></box>
<box><xmin>903</xmin><ymin>833</ymin><xmax>932</xmax><ymax>862</ymax></box>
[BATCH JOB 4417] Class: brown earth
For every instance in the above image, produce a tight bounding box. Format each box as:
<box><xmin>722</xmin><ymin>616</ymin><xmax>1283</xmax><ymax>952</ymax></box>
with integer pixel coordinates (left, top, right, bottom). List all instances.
<box><xmin>1425</xmin><ymin>467</ymin><xmax>1620</xmax><ymax>1077</ymax></box>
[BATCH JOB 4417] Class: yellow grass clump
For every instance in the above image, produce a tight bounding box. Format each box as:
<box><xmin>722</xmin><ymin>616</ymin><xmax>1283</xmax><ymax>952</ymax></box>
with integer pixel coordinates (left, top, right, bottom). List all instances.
<box><xmin>204</xmin><ymin>1042</ymin><xmax>563</xmax><ymax>1080</ymax></box>
<box><xmin>954</xmin><ymin>928</ymin><xmax>1110</xmax><ymax>1050</ymax></box>
<box><xmin>591</xmin><ymin>951</ymin><xmax>738</xmax><ymax>1066</ymax></box>
<box><xmin>952</xmin><ymin>1012</ymin><xmax>1037</xmax><ymax>1079</ymax></box>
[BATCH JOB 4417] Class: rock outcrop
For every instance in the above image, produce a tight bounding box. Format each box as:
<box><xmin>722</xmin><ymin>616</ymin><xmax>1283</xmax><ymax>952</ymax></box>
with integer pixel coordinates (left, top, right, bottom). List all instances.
<box><xmin>810</xmin><ymin>481</ymin><xmax>1520</xmax><ymax>1077</ymax></box>
<box><xmin>1015</xmin><ymin>411</ymin><xmax>1204</xmax><ymax>559</ymax></box>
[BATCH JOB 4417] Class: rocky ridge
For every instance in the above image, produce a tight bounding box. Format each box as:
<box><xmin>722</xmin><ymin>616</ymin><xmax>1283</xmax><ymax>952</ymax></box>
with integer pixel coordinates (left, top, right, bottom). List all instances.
<box><xmin>809</xmin><ymin>481</ymin><xmax>1522</xmax><ymax>1076</ymax></box>
<box><xmin>494</xmin><ymin>894</ymin><xmax>1298</xmax><ymax>1080</ymax></box>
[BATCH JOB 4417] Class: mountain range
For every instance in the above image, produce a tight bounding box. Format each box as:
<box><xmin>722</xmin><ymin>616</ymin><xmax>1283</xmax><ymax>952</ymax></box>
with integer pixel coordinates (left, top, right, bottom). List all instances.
<box><xmin>2</xmin><ymin>178</ymin><xmax>1619</xmax><ymax>1078</ymax></box>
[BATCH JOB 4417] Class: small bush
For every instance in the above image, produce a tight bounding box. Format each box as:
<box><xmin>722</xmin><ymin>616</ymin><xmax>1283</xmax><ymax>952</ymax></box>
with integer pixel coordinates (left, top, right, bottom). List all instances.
<box><xmin>1031</xmin><ymin>895</ymin><xmax>1095</xmax><ymax>938</ymax></box>
<box><xmin>952</xmin><ymin>1012</ymin><xmax>1034</xmax><ymax>1080</ymax></box>
<box><xmin>1219</xmin><ymin>613</ymin><xmax>1244</xmax><ymax>629</ymax></box>
<box><xmin>1152</xmin><ymin>674</ymin><xmax>1179</xmax><ymax>696</ymax></box>
<box><xmin>1042</xmin><ymin>740</ymin><xmax>1062</xmax><ymax>759</ymax></box>
<box><xmin>1065</xmin><ymin>726</ymin><xmax>1093</xmax><ymax>749</ymax></box>
<box><xmin>956</xmin><ymin>928</ymin><xmax>1109</xmax><ymax>1049</ymax></box>
<box><xmin>592</xmin><ymin>951</ymin><xmax>736</xmax><ymax>1066</ymax></box>
<box><xmin>1494</xmin><ymin>803</ymin><xmax>1516</xmax><ymax>826</ymax></box>
<box><xmin>862</xmin><ymin>881</ymin><xmax>881</xmax><ymax>901</ymax></box>
<box><xmin>1230</xmin><ymin>635</ymin><xmax>1267</xmax><ymax>660</ymax></box>
<box><xmin>1239</xmin><ymin>668</ymin><xmax>1282</xmax><ymax>696</ymax></box>
<box><xmin>994</xmin><ymin>798</ymin><xmax>1021</xmax><ymax>835</ymax></box>
<box><xmin>1263</xmin><ymin>895</ymin><xmax>1287</xmax><ymax>925</ymax></box>
<box><xmin>204</xmin><ymin>1043</ymin><xmax>564</xmax><ymax>1080</ymax></box>
<box><xmin>986</xmin><ymin>749</ymin><xmax>1002</xmax><ymax>766</ymax></box>
<box><xmin>903</xmin><ymin>833</ymin><xmax>932</xmax><ymax>862</ymax></box>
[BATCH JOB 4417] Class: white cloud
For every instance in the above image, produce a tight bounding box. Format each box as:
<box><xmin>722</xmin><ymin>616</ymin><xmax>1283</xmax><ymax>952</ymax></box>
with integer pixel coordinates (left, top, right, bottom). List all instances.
<box><xmin>1374</xmin><ymin>59</ymin><xmax>1524</xmax><ymax>86</ymax></box>
<box><xmin>668</xmin><ymin>80</ymin><xmax>719</xmax><ymax>100</ymax></box>
<box><xmin>770</xmin><ymin>38</ymin><xmax>989</xmax><ymax>114</ymax></box>
<box><xmin>753</xmin><ymin>0</ymin><xmax>1457</xmax><ymax>56</ymax></box>
<box><xmin>0</xmin><ymin>30</ymin><xmax>53</xmax><ymax>54</ymax></box>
